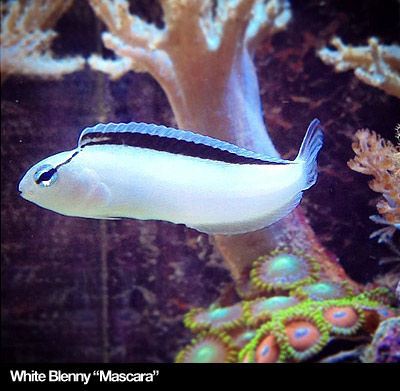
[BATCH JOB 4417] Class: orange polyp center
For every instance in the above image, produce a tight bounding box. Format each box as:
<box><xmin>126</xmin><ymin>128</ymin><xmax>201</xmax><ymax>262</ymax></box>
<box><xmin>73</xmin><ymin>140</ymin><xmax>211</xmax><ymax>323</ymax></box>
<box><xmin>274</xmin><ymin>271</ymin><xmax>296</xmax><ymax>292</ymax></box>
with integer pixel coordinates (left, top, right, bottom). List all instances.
<box><xmin>285</xmin><ymin>321</ymin><xmax>320</xmax><ymax>352</ymax></box>
<box><xmin>255</xmin><ymin>335</ymin><xmax>280</xmax><ymax>363</ymax></box>
<box><xmin>324</xmin><ymin>307</ymin><xmax>358</xmax><ymax>328</ymax></box>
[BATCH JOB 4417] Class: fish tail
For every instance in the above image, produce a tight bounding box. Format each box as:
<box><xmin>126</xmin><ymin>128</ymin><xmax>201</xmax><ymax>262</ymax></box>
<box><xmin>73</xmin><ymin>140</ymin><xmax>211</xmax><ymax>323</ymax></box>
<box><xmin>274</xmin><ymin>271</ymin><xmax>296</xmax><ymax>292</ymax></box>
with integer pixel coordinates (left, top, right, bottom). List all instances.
<box><xmin>295</xmin><ymin>118</ymin><xmax>324</xmax><ymax>190</ymax></box>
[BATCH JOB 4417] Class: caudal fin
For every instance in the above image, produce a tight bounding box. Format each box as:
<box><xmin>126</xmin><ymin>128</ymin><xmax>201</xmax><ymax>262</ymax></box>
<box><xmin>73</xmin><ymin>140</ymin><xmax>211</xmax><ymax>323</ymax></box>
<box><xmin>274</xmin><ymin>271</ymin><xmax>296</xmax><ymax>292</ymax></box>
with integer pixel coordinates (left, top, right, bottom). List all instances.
<box><xmin>295</xmin><ymin>119</ymin><xmax>324</xmax><ymax>190</ymax></box>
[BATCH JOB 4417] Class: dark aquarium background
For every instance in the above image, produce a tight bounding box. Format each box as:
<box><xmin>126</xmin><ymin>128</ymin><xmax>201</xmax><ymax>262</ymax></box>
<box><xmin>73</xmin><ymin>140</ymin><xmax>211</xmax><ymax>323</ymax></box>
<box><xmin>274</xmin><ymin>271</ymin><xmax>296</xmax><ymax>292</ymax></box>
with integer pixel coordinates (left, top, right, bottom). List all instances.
<box><xmin>1</xmin><ymin>0</ymin><xmax>399</xmax><ymax>363</ymax></box>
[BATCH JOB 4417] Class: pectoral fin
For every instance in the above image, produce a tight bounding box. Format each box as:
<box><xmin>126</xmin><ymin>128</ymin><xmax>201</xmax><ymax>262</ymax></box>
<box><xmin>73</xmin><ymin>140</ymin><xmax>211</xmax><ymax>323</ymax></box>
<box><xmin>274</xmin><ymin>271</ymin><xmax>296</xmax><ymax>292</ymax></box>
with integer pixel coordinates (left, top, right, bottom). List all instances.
<box><xmin>89</xmin><ymin>182</ymin><xmax>110</xmax><ymax>208</ymax></box>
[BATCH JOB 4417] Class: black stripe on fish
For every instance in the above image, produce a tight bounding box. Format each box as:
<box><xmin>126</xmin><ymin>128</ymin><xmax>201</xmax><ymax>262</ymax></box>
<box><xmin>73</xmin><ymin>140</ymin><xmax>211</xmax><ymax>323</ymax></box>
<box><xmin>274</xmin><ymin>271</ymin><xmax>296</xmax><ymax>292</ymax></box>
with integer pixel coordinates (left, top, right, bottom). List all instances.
<box><xmin>55</xmin><ymin>150</ymin><xmax>80</xmax><ymax>170</ymax></box>
<box><xmin>78</xmin><ymin>122</ymin><xmax>288</xmax><ymax>166</ymax></box>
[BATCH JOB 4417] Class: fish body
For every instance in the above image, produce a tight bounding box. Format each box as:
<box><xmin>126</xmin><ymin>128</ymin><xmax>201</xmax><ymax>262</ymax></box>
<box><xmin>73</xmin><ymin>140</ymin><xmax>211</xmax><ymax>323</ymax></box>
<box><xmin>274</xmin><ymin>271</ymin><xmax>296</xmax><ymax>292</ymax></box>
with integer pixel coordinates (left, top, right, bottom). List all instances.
<box><xmin>19</xmin><ymin>120</ymin><xmax>324</xmax><ymax>234</ymax></box>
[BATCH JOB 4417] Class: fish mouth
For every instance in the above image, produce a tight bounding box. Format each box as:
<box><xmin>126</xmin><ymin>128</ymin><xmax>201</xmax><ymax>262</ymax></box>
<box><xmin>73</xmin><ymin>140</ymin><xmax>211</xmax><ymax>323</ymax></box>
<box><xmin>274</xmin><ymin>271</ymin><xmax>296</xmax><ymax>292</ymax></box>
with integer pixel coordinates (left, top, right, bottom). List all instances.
<box><xmin>18</xmin><ymin>185</ymin><xmax>33</xmax><ymax>200</ymax></box>
<box><xmin>19</xmin><ymin>190</ymin><xmax>28</xmax><ymax>200</ymax></box>
<box><xmin>18</xmin><ymin>177</ymin><xmax>30</xmax><ymax>200</ymax></box>
<box><xmin>18</xmin><ymin>185</ymin><xmax>25</xmax><ymax>198</ymax></box>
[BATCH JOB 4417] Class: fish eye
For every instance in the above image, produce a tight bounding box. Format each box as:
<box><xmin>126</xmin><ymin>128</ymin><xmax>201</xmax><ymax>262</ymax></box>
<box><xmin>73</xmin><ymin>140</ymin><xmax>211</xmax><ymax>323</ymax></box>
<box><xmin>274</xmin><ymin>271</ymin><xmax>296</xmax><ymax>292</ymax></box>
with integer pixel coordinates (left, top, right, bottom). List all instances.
<box><xmin>34</xmin><ymin>164</ymin><xmax>58</xmax><ymax>187</ymax></box>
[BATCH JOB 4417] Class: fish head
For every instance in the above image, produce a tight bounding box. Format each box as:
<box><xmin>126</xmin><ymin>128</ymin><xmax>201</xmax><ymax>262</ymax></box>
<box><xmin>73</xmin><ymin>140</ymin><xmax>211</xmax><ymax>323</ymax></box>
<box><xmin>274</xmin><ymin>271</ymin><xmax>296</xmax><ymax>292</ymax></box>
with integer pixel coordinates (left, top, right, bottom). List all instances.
<box><xmin>18</xmin><ymin>150</ymin><xmax>104</xmax><ymax>217</ymax></box>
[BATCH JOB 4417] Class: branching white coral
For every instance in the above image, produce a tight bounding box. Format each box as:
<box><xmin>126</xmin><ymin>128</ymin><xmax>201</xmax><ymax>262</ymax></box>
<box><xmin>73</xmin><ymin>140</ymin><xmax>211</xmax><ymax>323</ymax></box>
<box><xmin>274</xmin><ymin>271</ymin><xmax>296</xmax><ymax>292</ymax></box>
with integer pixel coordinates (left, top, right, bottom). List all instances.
<box><xmin>318</xmin><ymin>37</ymin><xmax>400</xmax><ymax>99</ymax></box>
<box><xmin>1</xmin><ymin>0</ymin><xmax>85</xmax><ymax>83</ymax></box>
<box><xmin>88</xmin><ymin>0</ymin><xmax>291</xmax><ymax>79</ymax></box>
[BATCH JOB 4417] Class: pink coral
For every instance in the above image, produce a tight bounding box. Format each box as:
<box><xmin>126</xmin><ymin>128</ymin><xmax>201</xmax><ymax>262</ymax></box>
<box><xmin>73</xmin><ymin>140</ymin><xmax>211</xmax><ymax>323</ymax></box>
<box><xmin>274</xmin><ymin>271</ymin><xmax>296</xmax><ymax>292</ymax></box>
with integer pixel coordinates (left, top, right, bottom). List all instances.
<box><xmin>348</xmin><ymin>129</ymin><xmax>400</xmax><ymax>243</ymax></box>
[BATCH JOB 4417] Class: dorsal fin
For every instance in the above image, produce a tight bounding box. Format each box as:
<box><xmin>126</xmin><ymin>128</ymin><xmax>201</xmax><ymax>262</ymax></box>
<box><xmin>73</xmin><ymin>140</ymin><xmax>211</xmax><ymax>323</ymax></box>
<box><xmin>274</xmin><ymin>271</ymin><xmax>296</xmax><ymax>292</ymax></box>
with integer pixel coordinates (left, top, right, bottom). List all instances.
<box><xmin>78</xmin><ymin>122</ymin><xmax>288</xmax><ymax>165</ymax></box>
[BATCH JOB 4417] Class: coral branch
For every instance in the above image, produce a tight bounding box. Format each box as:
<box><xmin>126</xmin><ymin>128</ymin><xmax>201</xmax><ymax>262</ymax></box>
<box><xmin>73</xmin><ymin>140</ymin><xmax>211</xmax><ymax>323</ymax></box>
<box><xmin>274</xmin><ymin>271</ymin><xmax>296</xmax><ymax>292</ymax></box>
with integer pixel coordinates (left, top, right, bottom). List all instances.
<box><xmin>318</xmin><ymin>37</ymin><xmax>400</xmax><ymax>99</ymax></box>
<box><xmin>87</xmin><ymin>54</ymin><xmax>133</xmax><ymax>80</ymax></box>
<box><xmin>348</xmin><ymin>129</ymin><xmax>400</xmax><ymax>243</ymax></box>
<box><xmin>0</xmin><ymin>0</ymin><xmax>85</xmax><ymax>84</ymax></box>
<box><xmin>158</xmin><ymin>0</ymin><xmax>210</xmax><ymax>52</ymax></box>
<box><xmin>88</xmin><ymin>0</ymin><xmax>180</xmax><ymax>105</ymax></box>
<box><xmin>213</xmin><ymin>0</ymin><xmax>256</xmax><ymax>58</ymax></box>
<box><xmin>245</xmin><ymin>0</ymin><xmax>292</xmax><ymax>53</ymax></box>
<box><xmin>90</xmin><ymin>0</ymin><xmax>163</xmax><ymax>49</ymax></box>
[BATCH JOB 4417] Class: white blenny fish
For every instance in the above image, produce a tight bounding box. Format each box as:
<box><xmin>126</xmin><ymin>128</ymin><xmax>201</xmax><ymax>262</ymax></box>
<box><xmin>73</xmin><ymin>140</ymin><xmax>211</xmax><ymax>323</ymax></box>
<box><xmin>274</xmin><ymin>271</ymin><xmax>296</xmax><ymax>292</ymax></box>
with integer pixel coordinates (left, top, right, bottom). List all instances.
<box><xmin>18</xmin><ymin>119</ymin><xmax>324</xmax><ymax>235</ymax></box>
